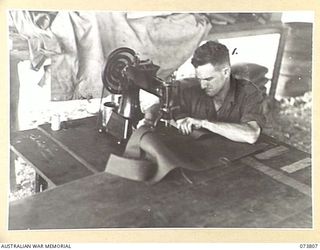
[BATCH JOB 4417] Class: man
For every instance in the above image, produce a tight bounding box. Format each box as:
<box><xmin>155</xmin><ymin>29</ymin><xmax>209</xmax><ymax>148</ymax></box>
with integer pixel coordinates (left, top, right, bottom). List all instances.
<box><xmin>106</xmin><ymin>41</ymin><xmax>266</xmax><ymax>183</ymax></box>
<box><xmin>143</xmin><ymin>40</ymin><xmax>265</xmax><ymax>144</ymax></box>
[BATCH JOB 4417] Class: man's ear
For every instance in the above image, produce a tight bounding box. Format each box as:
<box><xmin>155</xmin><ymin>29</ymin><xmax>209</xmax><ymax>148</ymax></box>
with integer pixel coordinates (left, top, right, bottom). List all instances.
<box><xmin>223</xmin><ymin>66</ymin><xmax>231</xmax><ymax>76</ymax></box>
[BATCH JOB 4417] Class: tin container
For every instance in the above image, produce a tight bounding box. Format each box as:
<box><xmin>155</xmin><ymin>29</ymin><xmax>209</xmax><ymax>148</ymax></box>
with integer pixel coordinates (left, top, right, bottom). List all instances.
<box><xmin>51</xmin><ymin>113</ymin><xmax>61</xmax><ymax>131</ymax></box>
<box><xmin>102</xmin><ymin>102</ymin><xmax>117</xmax><ymax>127</ymax></box>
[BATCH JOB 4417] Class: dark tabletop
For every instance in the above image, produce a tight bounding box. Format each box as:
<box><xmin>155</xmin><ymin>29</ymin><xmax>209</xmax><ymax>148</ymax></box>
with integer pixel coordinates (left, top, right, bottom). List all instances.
<box><xmin>9</xmin><ymin>116</ymin><xmax>312</xmax><ymax>229</ymax></box>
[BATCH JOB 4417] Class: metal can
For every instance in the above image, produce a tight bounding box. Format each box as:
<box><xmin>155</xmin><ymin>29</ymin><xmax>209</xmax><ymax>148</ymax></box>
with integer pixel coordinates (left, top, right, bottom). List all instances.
<box><xmin>102</xmin><ymin>102</ymin><xmax>117</xmax><ymax>127</ymax></box>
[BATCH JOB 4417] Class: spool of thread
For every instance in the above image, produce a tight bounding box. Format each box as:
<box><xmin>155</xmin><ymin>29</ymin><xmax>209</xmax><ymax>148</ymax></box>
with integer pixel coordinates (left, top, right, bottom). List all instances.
<box><xmin>51</xmin><ymin>113</ymin><xmax>61</xmax><ymax>131</ymax></box>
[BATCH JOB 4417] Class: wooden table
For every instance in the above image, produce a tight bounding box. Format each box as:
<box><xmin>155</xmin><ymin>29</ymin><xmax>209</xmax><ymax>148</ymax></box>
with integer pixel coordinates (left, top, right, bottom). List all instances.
<box><xmin>10</xmin><ymin>116</ymin><xmax>124</xmax><ymax>190</ymax></box>
<box><xmin>9</xmin><ymin>116</ymin><xmax>312</xmax><ymax>229</ymax></box>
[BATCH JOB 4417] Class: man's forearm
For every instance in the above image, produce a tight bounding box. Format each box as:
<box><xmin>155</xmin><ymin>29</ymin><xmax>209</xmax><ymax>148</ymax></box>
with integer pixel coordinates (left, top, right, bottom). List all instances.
<box><xmin>142</xmin><ymin>103</ymin><xmax>160</xmax><ymax>126</ymax></box>
<box><xmin>201</xmin><ymin>120</ymin><xmax>261</xmax><ymax>144</ymax></box>
<box><xmin>145</xmin><ymin>103</ymin><xmax>160</xmax><ymax>118</ymax></box>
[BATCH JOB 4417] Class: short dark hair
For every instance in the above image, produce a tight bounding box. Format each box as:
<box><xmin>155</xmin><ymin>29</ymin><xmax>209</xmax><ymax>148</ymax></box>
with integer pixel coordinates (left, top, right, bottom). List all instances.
<box><xmin>191</xmin><ymin>41</ymin><xmax>230</xmax><ymax>68</ymax></box>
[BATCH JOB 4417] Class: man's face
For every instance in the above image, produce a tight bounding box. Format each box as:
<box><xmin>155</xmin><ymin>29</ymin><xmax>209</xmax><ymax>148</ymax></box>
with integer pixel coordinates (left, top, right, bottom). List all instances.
<box><xmin>195</xmin><ymin>63</ymin><xmax>230</xmax><ymax>97</ymax></box>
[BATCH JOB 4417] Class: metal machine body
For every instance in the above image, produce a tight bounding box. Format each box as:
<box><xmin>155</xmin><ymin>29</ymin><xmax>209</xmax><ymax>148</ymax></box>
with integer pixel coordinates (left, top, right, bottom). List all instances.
<box><xmin>101</xmin><ymin>47</ymin><xmax>180</xmax><ymax>142</ymax></box>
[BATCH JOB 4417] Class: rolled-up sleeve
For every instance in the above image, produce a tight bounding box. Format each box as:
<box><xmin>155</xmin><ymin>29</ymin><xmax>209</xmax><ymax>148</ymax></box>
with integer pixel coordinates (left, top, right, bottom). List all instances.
<box><xmin>240</xmin><ymin>91</ymin><xmax>266</xmax><ymax>129</ymax></box>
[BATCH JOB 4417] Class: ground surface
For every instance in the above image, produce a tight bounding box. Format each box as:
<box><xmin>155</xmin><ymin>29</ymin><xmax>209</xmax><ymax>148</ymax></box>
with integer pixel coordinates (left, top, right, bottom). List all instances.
<box><xmin>9</xmin><ymin>92</ymin><xmax>312</xmax><ymax>201</ymax></box>
<box><xmin>264</xmin><ymin>92</ymin><xmax>312</xmax><ymax>154</ymax></box>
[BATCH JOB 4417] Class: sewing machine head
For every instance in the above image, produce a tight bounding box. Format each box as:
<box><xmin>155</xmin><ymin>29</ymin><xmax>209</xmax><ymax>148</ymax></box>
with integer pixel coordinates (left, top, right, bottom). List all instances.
<box><xmin>101</xmin><ymin>47</ymin><xmax>180</xmax><ymax>143</ymax></box>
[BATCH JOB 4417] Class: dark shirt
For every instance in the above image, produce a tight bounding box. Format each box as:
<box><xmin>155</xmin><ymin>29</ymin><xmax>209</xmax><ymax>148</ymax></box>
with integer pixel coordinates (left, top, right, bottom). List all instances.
<box><xmin>178</xmin><ymin>75</ymin><xmax>266</xmax><ymax>128</ymax></box>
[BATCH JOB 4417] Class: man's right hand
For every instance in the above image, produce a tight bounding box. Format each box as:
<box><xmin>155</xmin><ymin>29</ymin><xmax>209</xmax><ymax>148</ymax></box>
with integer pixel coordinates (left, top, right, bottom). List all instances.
<box><xmin>176</xmin><ymin>117</ymin><xmax>203</xmax><ymax>135</ymax></box>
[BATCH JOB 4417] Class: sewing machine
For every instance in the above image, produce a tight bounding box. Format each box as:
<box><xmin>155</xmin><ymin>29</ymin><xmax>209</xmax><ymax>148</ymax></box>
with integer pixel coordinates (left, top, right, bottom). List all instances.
<box><xmin>100</xmin><ymin>47</ymin><xmax>180</xmax><ymax>143</ymax></box>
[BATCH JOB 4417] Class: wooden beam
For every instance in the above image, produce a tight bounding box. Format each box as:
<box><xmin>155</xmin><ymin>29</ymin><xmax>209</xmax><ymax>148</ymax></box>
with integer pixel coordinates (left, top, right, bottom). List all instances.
<box><xmin>241</xmin><ymin>156</ymin><xmax>311</xmax><ymax>197</ymax></box>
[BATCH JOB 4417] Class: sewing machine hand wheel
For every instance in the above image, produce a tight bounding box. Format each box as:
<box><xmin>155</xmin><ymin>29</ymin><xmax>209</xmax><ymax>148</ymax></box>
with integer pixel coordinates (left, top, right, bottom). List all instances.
<box><xmin>100</xmin><ymin>47</ymin><xmax>143</xmax><ymax>142</ymax></box>
<box><xmin>102</xmin><ymin>47</ymin><xmax>136</xmax><ymax>94</ymax></box>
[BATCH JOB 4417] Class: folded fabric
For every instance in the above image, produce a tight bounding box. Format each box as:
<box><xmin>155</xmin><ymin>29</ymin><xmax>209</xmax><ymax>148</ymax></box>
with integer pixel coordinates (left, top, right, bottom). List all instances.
<box><xmin>105</xmin><ymin>125</ymin><xmax>191</xmax><ymax>184</ymax></box>
<box><xmin>10</xmin><ymin>11</ymin><xmax>62</xmax><ymax>70</ymax></box>
<box><xmin>106</xmin><ymin>154</ymin><xmax>155</xmax><ymax>181</ymax></box>
<box><xmin>105</xmin><ymin>124</ymin><xmax>269</xmax><ymax>184</ymax></box>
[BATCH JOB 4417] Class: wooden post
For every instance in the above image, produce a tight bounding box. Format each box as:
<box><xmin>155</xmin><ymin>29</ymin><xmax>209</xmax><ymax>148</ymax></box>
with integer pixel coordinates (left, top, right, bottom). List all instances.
<box><xmin>268</xmin><ymin>25</ymin><xmax>288</xmax><ymax>98</ymax></box>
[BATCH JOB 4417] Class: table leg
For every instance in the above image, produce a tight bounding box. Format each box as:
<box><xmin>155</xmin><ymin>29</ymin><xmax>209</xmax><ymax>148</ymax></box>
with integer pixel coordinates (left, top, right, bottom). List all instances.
<box><xmin>10</xmin><ymin>58</ymin><xmax>20</xmax><ymax>192</ymax></box>
<box><xmin>35</xmin><ymin>173</ymin><xmax>48</xmax><ymax>192</ymax></box>
<box><xmin>10</xmin><ymin>153</ymin><xmax>17</xmax><ymax>192</ymax></box>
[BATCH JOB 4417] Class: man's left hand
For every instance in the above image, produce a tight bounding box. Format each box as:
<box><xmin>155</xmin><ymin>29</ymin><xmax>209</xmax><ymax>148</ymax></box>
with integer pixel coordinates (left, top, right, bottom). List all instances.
<box><xmin>176</xmin><ymin>117</ymin><xmax>203</xmax><ymax>135</ymax></box>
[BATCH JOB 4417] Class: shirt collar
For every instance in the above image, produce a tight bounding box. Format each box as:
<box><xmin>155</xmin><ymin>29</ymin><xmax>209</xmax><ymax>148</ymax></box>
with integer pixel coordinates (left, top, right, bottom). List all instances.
<box><xmin>221</xmin><ymin>75</ymin><xmax>236</xmax><ymax>106</ymax></box>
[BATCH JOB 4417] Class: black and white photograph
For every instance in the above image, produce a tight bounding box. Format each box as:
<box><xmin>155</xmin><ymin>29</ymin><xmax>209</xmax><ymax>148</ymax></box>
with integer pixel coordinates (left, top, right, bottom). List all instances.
<box><xmin>8</xmin><ymin>10</ymin><xmax>313</xmax><ymax>230</ymax></box>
